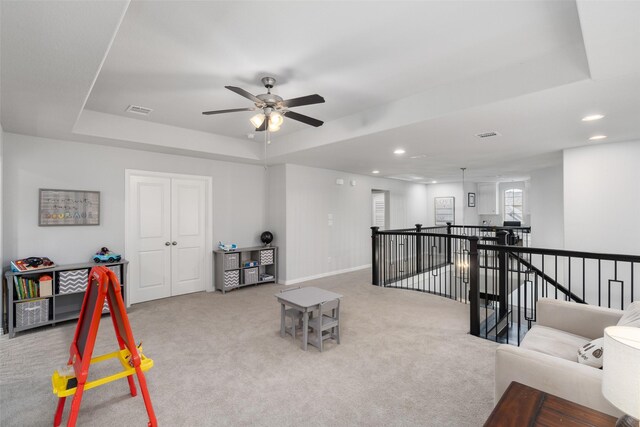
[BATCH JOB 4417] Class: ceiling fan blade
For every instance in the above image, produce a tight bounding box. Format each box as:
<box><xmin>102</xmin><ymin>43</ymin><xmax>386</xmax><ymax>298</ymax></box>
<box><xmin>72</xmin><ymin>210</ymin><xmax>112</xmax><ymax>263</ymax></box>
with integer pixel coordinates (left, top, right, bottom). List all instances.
<box><xmin>284</xmin><ymin>110</ymin><xmax>324</xmax><ymax>127</ymax></box>
<box><xmin>281</xmin><ymin>94</ymin><xmax>325</xmax><ymax>108</ymax></box>
<box><xmin>202</xmin><ymin>107</ymin><xmax>255</xmax><ymax>115</ymax></box>
<box><xmin>225</xmin><ymin>86</ymin><xmax>262</xmax><ymax>103</ymax></box>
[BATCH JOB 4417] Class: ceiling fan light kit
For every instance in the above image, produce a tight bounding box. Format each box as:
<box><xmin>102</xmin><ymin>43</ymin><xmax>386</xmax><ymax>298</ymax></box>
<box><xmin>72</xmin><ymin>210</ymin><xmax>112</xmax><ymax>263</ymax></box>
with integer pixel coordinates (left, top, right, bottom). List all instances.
<box><xmin>202</xmin><ymin>76</ymin><xmax>325</xmax><ymax>135</ymax></box>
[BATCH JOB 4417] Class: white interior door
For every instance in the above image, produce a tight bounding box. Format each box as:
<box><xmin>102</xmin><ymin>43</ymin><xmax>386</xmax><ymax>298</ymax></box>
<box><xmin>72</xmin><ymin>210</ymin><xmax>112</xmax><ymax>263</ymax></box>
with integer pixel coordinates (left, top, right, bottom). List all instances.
<box><xmin>170</xmin><ymin>178</ymin><xmax>206</xmax><ymax>296</ymax></box>
<box><xmin>129</xmin><ymin>175</ymin><xmax>172</xmax><ymax>304</ymax></box>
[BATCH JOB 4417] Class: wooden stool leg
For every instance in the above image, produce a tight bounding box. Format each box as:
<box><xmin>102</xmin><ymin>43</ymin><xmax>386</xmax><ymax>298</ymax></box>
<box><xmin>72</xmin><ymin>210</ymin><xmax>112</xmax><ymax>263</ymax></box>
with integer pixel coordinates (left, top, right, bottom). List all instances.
<box><xmin>67</xmin><ymin>383</ymin><xmax>85</xmax><ymax>427</ymax></box>
<box><xmin>53</xmin><ymin>396</ymin><xmax>66</xmax><ymax>427</ymax></box>
<box><xmin>126</xmin><ymin>374</ymin><xmax>138</xmax><ymax>397</ymax></box>
<box><xmin>135</xmin><ymin>366</ymin><xmax>157</xmax><ymax>427</ymax></box>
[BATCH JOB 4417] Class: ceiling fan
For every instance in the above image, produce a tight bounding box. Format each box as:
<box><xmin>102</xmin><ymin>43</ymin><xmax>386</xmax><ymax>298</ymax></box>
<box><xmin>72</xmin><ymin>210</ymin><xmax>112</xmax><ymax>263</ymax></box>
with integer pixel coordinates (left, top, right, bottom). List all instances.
<box><xmin>202</xmin><ymin>76</ymin><xmax>325</xmax><ymax>132</ymax></box>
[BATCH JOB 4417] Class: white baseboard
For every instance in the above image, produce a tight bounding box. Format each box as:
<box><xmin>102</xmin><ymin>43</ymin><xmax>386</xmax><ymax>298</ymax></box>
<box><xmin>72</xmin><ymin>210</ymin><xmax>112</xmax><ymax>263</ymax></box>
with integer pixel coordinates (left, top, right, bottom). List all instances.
<box><xmin>282</xmin><ymin>264</ymin><xmax>371</xmax><ymax>285</ymax></box>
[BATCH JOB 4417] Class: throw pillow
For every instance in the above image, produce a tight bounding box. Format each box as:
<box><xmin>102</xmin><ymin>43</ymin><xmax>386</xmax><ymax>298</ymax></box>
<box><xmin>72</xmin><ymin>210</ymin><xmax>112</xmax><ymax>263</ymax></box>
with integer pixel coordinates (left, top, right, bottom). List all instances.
<box><xmin>617</xmin><ymin>301</ymin><xmax>640</xmax><ymax>327</ymax></box>
<box><xmin>578</xmin><ymin>338</ymin><xmax>604</xmax><ymax>368</ymax></box>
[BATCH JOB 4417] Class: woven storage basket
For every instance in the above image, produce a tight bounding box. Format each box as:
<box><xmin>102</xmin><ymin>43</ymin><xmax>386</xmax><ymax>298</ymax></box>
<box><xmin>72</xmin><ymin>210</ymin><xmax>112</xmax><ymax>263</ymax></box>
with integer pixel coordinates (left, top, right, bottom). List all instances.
<box><xmin>223</xmin><ymin>253</ymin><xmax>240</xmax><ymax>270</ymax></box>
<box><xmin>16</xmin><ymin>299</ymin><xmax>49</xmax><ymax>327</ymax></box>
<box><xmin>244</xmin><ymin>268</ymin><xmax>259</xmax><ymax>284</ymax></box>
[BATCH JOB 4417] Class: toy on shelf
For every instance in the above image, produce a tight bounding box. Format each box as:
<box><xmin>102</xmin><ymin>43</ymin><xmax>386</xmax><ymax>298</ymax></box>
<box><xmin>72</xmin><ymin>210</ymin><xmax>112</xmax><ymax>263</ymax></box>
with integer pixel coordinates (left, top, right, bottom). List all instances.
<box><xmin>260</xmin><ymin>231</ymin><xmax>273</xmax><ymax>247</ymax></box>
<box><xmin>218</xmin><ymin>241</ymin><xmax>238</xmax><ymax>252</ymax></box>
<box><xmin>92</xmin><ymin>247</ymin><xmax>122</xmax><ymax>263</ymax></box>
<box><xmin>11</xmin><ymin>257</ymin><xmax>55</xmax><ymax>272</ymax></box>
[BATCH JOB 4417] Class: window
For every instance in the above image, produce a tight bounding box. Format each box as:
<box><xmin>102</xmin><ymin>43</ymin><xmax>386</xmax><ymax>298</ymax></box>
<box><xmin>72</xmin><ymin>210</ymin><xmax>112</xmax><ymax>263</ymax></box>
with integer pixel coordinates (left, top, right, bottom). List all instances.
<box><xmin>371</xmin><ymin>190</ymin><xmax>389</xmax><ymax>229</ymax></box>
<box><xmin>504</xmin><ymin>188</ymin><xmax>523</xmax><ymax>222</ymax></box>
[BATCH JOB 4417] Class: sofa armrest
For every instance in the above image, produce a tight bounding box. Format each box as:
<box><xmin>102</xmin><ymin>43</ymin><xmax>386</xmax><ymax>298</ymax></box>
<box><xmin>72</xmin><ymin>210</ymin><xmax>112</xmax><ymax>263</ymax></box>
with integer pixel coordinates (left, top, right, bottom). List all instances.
<box><xmin>537</xmin><ymin>298</ymin><xmax>623</xmax><ymax>340</ymax></box>
<box><xmin>495</xmin><ymin>344</ymin><xmax>622</xmax><ymax>417</ymax></box>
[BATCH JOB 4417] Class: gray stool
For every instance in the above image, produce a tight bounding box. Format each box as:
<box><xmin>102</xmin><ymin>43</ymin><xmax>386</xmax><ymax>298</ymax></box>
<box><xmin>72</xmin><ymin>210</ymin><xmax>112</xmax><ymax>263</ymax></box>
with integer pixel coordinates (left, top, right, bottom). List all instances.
<box><xmin>280</xmin><ymin>287</ymin><xmax>303</xmax><ymax>340</ymax></box>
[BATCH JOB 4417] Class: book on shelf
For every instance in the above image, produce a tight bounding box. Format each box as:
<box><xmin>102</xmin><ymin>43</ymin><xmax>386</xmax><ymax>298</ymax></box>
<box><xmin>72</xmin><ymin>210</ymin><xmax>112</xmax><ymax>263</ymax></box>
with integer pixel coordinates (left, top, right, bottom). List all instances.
<box><xmin>13</xmin><ymin>276</ymin><xmax>46</xmax><ymax>300</ymax></box>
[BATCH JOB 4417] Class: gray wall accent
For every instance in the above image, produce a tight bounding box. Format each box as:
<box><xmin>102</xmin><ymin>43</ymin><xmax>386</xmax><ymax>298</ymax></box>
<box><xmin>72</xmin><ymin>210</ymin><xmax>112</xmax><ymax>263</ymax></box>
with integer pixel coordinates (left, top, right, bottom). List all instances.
<box><xmin>267</xmin><ymin>164</ymin><xmax>287</xmax><ymax>282</ymax></box>
<box><xmin>281</xmin><ymin>164</ymin><xmax>428</xmax><ymax>284</ymax></box>
<box><xmin>564</xmin><ymin>140</ymin><xmax>640</xmax><ymax>255</ymax></box>
<box><xmin>530</xmin><ymin>165</ymin><xmax>564</xmax><ymax>249</ymax></box>
<box><xmin>2</xmin><ymin>133</ymin><xmax>267</xmax><ymax>268</ymax></box>
<box><xmin>0</xmin><ymin>127</ymin><xmax>4</xmax><ymax>334</ymax></box>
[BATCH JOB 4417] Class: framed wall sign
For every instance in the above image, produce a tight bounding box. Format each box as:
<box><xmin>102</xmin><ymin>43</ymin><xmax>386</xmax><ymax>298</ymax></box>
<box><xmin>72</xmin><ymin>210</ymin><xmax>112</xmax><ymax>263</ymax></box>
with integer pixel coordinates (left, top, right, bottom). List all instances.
<box><xmin>468</xmin><ymin>192</ymin><xmax>476</xmax><ymax>207</ymax></box>
<box><xmin>435</xmin><ymin>196</ymin><xmax>455</xmax><ymax>225</ymax></box>
<box><xmin>39</xmin><ymin>189</ymin><xmax>100</xmax><ymax>226</ymax></box>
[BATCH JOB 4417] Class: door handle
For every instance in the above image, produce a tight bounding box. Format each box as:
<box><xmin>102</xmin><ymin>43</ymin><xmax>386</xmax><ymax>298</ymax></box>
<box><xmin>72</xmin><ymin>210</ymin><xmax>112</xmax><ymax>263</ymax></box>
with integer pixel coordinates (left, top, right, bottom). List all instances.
<box><xmin>172</xmin><ymin>241</ymin><xmax>177</xmax><ymax>246</ymax></box>
<box><xmin>165</xmin><ymin>242</ymin><xmax>171</xmax><ymax>246</ymax></box>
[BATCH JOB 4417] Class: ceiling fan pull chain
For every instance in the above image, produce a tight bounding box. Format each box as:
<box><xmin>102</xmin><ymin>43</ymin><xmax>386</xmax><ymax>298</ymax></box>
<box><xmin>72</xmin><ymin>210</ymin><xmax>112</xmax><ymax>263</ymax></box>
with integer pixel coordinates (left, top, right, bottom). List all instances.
<box><xmin>264</xmin><ymin>128</ymin><xmax>268</xmax><ymax>170</ymax></box>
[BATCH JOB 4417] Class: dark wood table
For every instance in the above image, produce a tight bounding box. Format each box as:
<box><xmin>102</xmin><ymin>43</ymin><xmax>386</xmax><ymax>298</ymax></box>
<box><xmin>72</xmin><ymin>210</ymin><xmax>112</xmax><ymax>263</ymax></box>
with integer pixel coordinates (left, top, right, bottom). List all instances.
<box><xmin>484</xmin><ymin>382</ymin><xmax>617</xmax><ymax>426</ymax></box>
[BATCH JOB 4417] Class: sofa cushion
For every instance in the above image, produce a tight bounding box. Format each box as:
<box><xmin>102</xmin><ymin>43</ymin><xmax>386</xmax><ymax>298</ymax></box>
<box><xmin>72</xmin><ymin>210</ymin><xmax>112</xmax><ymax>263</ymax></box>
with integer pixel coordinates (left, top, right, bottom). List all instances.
<box><xmin>520</xmin><ymin>325</ymin><xmax>591</xmax><ymax>361</ymax></box>
<box><xmin>617</xmin><ymin>301</ymin><xmax>640</xmax><ymax>327</ymax></box>
<box><xmin>578</xmin><ymin>337</ymin><xmax>604</xmax><ymax>368</ymax></box>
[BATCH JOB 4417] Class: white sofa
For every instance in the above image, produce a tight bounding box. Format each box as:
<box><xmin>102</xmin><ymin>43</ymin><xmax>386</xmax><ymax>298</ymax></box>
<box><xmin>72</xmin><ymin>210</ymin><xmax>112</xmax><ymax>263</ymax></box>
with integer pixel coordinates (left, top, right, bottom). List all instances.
<box><xmin>495</xmin><ymin>298</ymin><xmax>624</xmax><ymax>417</ymax></box>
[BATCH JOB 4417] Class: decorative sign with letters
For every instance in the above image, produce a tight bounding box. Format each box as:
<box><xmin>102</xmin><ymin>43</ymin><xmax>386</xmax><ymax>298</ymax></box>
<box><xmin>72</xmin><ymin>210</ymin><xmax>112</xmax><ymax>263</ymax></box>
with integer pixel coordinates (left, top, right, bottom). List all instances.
<box><xmin>39</xmin><ymin>189</ymin><xmax>100</xmax><ymax>226</ymax></box>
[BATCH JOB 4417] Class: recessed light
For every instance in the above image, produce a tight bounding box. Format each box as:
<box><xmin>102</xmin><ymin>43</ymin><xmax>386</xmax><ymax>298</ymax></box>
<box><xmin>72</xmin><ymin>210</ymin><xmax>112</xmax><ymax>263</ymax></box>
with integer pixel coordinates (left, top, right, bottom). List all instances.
<box><xmin>582</xmin><ymin>114</ymin><xmax>605</xmax><ymax>122</ymax></box>
<box><xmin>371</xmin><ymin>170</ymin><xmax>380</xmax><ymax>174</ymax></box>
<box><xmin>394</xmin><ymin>149</ymin><xmax>406</xmax><ymax>155</ymax></box>
<box><xmin>432</xmin><ymin>180</ymin><xmax>437</xmax><ymax>184</ymax></box>
<box><xmin>589</xmin><ymin>135</ymin><xmax>607</xmax><ymax>141</ymax></box>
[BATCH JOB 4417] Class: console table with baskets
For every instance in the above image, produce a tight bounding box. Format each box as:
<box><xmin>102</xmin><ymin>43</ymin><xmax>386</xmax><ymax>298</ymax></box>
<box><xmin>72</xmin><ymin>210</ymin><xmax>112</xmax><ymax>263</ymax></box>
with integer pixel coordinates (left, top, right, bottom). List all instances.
<box><xmin>213</xmin><ymin>246</ymin><xmax>278</xmax><ymax>294</ymax></box>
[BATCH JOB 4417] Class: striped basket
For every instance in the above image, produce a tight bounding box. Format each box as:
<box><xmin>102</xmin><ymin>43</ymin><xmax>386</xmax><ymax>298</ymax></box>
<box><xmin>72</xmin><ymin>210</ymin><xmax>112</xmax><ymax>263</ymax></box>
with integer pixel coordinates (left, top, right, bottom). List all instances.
<box><xmin>224</xmin><ymin>270</ymin><xmax>240</xmax><ymax>289</ymax></box>
<box><xmin>107</xmin><ymin>265</ymin><xmax>121</xmax><ymax>284</ymax></box>
<box><xmin>58</xmin><ymin>269</ymin><xmax>89</xmax><ymax>294</ymax></box>
<box><xmin>260</xmin><ymin>249</ymin><xmax>274</xmax><ymax>265</ymax></box>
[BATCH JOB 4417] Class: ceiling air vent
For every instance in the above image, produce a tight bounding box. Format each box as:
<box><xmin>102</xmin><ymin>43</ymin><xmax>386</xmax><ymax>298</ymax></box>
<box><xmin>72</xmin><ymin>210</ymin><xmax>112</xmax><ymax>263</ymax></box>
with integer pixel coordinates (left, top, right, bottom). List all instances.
<box><xmin>126</xmin><ymin>105</ymin><xmax>153</xmax><ymax>116</ymax></box>
<box><xmin>475</xmin><ymin>131</ymin><xmax>501</xmax><ymax>139</ymax></box>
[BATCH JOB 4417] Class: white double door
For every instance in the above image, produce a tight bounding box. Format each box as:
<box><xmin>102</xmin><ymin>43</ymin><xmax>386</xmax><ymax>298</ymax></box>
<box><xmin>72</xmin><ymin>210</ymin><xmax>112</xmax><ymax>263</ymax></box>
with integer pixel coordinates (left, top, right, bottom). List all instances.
<box><xmin>127</xmin><ymin>172</ymin><xmax>209</xmax><ymax>304</ymax></box>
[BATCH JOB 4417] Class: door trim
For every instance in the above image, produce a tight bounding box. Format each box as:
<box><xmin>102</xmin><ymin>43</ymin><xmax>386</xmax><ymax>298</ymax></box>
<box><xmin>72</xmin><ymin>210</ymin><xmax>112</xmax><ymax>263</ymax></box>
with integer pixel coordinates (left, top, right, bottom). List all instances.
<box><xmin>125</xmin><ymin>169</ymin><xmax>213</xmax><ymax>306</ymax></box>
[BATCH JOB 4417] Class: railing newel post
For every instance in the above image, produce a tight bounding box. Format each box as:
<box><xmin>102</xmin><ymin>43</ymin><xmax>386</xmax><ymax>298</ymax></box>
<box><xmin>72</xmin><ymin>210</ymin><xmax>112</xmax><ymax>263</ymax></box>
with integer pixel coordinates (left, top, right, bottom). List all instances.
<box><xmin>469</xmin><ymin>236</ymin><xmax>480</xmax><ymax>337</ymax></box>
<box><xmin>415</xmin><ymin>224</ymin><xmax>422</xmax><ymax>274</ymax></box>
<box><xmin>371</xmin><ymin>226</ymin><xmax>380</xmax><ymax>286</ymax></box>
<box><xmin>497</xmin><ymin>230</ymin><xmax>508</xmax><ymax>320</ymax></box>
<box><xmin>446</xmin><ymin>222</ymin><xmax>452</xmax><ymax>264</ymax></box>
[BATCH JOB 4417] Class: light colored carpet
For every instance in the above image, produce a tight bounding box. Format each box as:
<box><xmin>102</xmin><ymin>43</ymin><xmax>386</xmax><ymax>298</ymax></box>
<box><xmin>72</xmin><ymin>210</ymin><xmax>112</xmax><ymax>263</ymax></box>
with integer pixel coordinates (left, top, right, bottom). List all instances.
<box><xmin>0</xmin><ymin>269</ymin><xmax>498</xmax><ymax>426</ymax></box>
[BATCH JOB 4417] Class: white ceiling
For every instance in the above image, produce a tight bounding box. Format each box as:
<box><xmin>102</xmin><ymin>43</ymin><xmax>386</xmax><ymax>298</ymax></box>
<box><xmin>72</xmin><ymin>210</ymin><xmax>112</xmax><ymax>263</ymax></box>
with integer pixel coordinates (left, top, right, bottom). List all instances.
<box><xmin>2</xmin><ymin>1</ymin><xmax>640</xmax><ymax>182</ymax></box>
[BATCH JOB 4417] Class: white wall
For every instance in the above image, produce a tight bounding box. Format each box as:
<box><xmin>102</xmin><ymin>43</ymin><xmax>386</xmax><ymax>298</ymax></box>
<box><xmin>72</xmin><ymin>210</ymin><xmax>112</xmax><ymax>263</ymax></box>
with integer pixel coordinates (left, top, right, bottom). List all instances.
<box><xmin>278</xmin><ymin>164</ymin><xmax>428</xmax><ymax>283</ymax></box>
<box><xmin>425</xmin><ymin>182</ymin><xmax>463</xmax><ymax>226</ymax></box>
<box><xmin>0</xmin><ymin>127</ymin><xmax>4</xmax><ymax>334</ymax></box>
<box><xmin>2</xmin><ymin>133</ymin><xmax>267</xmax><ymax>267</ymax></box>
<box><xmin>530</xmin><ymin>165</ymin><xmax>564</xmax><ymax>249</ymax></box>
<box><xmin>564</xmin><ymin>140</ymin><xmax>640</xmax><ymax>255</ymax></box>
<box><xmin>266</xmin><ymin>164</ymin><xmax>287</xmax><ymax>281</ymax></box>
